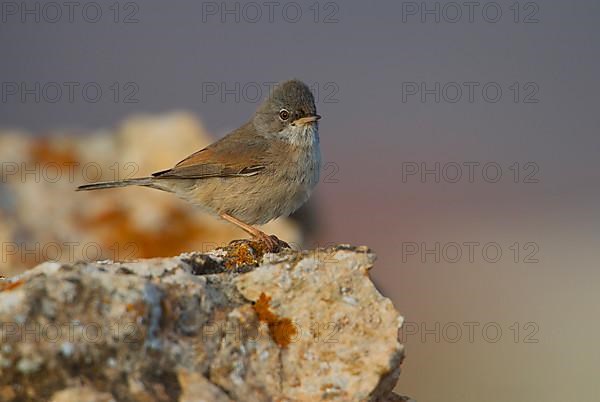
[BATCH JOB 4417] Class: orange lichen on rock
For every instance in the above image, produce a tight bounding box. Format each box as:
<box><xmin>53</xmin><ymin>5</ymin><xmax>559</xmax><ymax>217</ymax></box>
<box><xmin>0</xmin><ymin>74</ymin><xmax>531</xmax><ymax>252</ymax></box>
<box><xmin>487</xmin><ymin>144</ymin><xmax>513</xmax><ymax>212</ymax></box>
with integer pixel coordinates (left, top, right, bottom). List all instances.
<box><xmin>29</xmin><ymin>138</ymin><xmax>79</xmax><ymax>166</ymax></box>
<box><xmin>253</xmin><ymin>292</ymin><xmax>297</xmax><ymax>348</ymax></box>
<box><xmin>0</xmin><ymin>279</ymin><xmax>23</xmax><ymax>292</ymax></box>
<box><xmin>224</xmin><ymin>242</ymin><xmax>264</xmax><ymax>269</ymax></box>
<box><xmin>76</xmin><ymin>205</ymin><xmax>208</xmax><ymax>260</ymax></box>
<box><xmin>126</xmin><ymin>302</ymin><xmax>147</xmax><ymax>317</ymax></box>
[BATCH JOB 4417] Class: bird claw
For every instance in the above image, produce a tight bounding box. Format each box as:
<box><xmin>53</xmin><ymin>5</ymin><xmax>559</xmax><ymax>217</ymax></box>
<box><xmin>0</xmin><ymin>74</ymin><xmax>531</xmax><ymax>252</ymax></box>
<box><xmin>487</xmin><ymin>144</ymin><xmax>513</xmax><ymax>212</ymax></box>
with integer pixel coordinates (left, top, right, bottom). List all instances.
<box><xmin>254</xmin><ymin>233</ymin><xmax>290</xmax><ymax>253</ymax></box>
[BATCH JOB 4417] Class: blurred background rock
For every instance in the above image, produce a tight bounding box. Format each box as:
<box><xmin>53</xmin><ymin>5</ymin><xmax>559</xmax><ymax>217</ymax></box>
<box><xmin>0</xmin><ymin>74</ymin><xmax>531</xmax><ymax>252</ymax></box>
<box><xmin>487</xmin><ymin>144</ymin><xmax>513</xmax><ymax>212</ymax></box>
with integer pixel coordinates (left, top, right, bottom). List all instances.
<box><xmin>0</xmin><ymin>113</ymin><xmax>304</xmax><ymax>277</ymax></box>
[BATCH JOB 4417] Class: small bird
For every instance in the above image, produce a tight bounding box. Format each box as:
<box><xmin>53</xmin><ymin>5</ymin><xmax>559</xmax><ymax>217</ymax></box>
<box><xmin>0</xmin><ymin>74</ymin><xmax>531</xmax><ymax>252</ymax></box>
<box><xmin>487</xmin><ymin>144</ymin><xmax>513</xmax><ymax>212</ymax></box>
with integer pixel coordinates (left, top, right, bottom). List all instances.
<box><xmin>77</xmin><ymin>79</ymin><xmax>321</xmax><ymax>252</ymax></box>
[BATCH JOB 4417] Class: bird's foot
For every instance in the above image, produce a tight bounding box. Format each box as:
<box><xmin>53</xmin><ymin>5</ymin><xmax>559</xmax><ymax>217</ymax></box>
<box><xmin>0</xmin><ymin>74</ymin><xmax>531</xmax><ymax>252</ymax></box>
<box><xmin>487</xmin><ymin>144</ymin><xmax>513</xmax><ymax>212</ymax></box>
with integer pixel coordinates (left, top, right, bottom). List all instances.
<box><xmin>253</xmin><ymin>232</ymin><xmax>290</xmax><ymax>253</ymax></box>
<box><xmin>219</xmin><ymin>213</ymin><xmax>290</xmax><ymax>253</ymax></box>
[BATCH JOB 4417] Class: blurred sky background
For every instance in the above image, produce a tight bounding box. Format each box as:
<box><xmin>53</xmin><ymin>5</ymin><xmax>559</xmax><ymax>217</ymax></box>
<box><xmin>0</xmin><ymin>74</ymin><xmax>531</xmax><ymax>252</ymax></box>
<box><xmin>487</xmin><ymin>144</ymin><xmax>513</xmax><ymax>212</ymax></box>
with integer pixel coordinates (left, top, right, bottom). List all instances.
<box><xmin>2</xmin><ymin>0</ymin><xmax>600</xmax><ymax>400</ymax></box>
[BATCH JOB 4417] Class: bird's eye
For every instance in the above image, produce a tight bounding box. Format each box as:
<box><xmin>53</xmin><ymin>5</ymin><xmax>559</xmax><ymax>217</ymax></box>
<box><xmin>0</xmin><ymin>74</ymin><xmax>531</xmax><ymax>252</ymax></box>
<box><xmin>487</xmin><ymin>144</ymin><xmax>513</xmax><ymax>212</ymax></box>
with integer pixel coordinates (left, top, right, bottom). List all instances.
<box><xmin>279</xmin><ymin>109</ymin><xmax>290</xmax><ymax>121</ymax></box>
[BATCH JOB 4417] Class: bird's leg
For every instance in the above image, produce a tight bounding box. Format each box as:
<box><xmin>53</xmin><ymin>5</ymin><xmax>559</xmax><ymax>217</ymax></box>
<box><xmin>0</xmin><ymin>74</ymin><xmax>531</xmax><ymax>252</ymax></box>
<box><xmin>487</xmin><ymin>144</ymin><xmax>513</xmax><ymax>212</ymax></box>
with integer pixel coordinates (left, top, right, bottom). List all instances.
<box><xmin>219</xmin><ymin>213</ymin><xmax>289</xmax><ymax>252</ymax></box>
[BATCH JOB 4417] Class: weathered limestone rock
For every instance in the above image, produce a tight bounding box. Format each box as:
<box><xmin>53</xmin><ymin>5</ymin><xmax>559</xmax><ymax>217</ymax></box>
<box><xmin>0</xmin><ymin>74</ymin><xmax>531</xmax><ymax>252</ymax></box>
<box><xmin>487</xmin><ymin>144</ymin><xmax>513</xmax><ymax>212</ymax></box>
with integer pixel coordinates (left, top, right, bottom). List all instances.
<box><xmin>0</xmin><ymin>244</ymin><xmax>406</xmax><ymax>401</ymax></box>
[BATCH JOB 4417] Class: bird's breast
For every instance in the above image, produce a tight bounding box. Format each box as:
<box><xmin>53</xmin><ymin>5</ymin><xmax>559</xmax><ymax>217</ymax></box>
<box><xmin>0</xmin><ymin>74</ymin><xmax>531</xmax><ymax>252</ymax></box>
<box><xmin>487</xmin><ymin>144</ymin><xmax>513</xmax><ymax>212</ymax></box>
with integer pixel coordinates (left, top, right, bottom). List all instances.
<box><xmin>263</xmin><ymin>125</ymin><xmax>320</xmax><ymax>220</ymax></box>
<box><xmin>280</xmin><ymin>124</ymin><xmax>320</xmax><ymax>189</ymax></box>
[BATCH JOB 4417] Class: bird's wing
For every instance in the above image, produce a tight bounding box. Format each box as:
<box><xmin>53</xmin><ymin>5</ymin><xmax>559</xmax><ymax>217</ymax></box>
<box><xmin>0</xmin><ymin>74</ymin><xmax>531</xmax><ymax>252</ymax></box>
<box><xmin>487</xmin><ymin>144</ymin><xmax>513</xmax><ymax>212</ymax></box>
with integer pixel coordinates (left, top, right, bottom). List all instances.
<box><xmin>152</xmin><ymin>123</ymin><xmax>268</xmax><ymax>179</ymax></box>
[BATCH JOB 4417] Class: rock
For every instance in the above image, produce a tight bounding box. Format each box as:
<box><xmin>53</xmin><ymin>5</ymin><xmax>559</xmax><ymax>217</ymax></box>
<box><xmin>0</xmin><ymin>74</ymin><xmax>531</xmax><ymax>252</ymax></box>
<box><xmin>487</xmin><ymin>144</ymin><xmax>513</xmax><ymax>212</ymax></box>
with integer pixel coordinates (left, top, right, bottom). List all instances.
<box><xmin>0</xmin><ymin>244</ymin><xmax>406</xmax><ymax>401</ymax></box>
<box><xmin>0</xmin><ymin>113</ymin><xmax>301</xmax><ymax>276</ymax></box>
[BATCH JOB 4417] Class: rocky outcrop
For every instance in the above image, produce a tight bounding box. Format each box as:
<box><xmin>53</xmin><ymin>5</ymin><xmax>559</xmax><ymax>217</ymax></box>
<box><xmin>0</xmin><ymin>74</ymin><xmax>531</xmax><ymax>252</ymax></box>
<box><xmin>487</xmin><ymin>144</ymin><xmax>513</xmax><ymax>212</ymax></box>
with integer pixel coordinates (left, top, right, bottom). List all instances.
<box><xmin>0</xmin><ymin>244</ymin><xmax>407</xmax><ymax>401</ymax></box>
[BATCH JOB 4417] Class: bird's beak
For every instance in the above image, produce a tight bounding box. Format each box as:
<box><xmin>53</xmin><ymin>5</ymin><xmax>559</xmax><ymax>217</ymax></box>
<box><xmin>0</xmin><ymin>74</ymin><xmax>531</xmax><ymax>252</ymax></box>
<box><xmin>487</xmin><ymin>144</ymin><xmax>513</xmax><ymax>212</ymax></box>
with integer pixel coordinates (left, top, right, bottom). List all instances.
<box><xmin>292</xmin><ymin>115</ymin><xmax>321</xmax><ymax>126</ymax></box>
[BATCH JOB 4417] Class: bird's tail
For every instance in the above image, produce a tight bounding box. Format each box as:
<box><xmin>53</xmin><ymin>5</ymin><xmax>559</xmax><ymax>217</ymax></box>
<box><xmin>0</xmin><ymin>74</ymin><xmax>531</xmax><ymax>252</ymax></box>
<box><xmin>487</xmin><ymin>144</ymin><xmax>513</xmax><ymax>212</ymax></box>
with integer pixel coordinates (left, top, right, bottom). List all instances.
<box><xmin>76</xmin><ymin>177</ymin><xmax>153</xmax><ymax>191</ymax></box>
